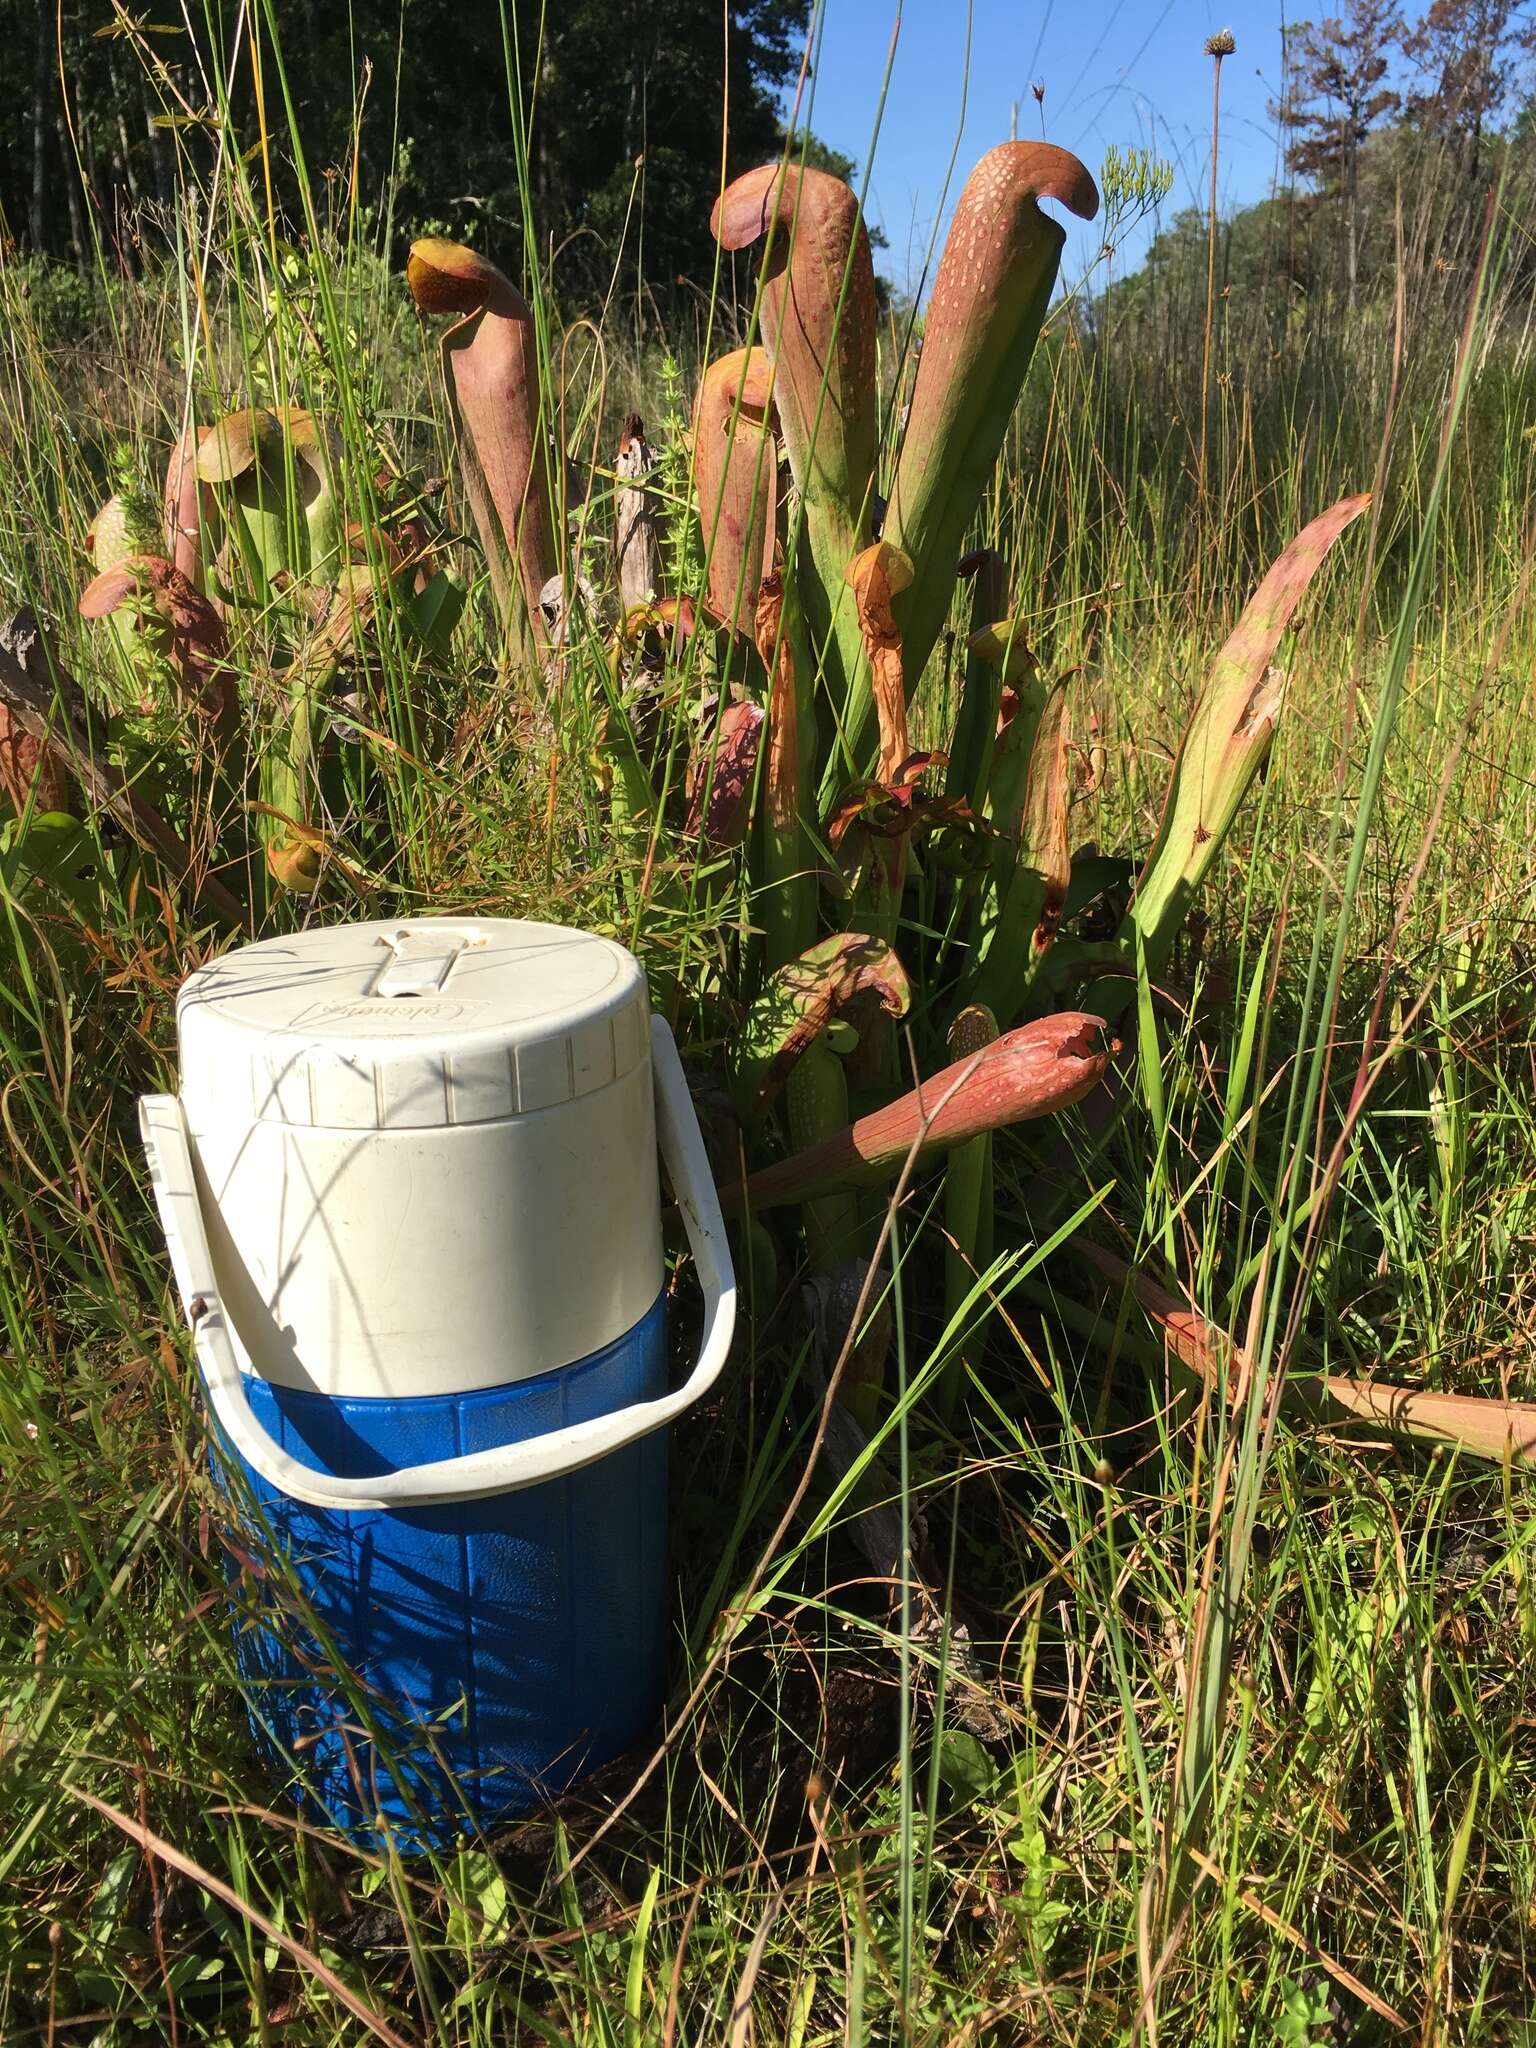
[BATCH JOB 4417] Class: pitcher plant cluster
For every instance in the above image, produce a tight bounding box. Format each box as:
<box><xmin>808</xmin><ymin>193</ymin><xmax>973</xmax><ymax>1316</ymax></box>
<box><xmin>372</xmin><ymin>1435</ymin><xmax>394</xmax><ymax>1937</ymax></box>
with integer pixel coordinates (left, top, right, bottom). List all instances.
<box><xmin>62</xmin><ymin>403</ymin><xmax>464</xmax><ymax>907</ymax></box>
<box><xmin>401</xmin><ymin>142</ymin><xmax>1371</xmax><ymax>1425</ymax></box>
<box><xmin>36</xmin><ymin>139</ymin><xmax>1377</xmax><ymax>1430</ymax></box>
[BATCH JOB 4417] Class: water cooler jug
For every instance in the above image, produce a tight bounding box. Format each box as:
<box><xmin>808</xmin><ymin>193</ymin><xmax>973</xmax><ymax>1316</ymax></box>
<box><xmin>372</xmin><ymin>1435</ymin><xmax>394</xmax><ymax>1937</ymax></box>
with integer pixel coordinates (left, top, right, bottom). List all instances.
<box><xmin>138</xmin><ymin>916</ymin><xmax>734</xmax><ymax>1845</ymax></box>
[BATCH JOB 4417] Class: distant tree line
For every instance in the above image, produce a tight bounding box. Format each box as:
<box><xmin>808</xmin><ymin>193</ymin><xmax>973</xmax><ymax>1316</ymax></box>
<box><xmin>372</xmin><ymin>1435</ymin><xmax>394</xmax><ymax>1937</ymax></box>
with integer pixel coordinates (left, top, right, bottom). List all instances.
<box><xmin>5</xmin><ymin>0</ymin><xmax>1533</xmax><ymax>330</ymax></box>
<box><xmin>0</xmin><ymin>0</ymin><xmax>824</xmax><ymax>307</ymax></box>
<box><xmin>1274</xmin><ymin>0</ymin><xmax>1536</xmax><ymax>295</ymax></box>
<box><xmin>1105</xmin><ymin>0</ymin><xmax>1536</xmax><ymax>339</ymax></box>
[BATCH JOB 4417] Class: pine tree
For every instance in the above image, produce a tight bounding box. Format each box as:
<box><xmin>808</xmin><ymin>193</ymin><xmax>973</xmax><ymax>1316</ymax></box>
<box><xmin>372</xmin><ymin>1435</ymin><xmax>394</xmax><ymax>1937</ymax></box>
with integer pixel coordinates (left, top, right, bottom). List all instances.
<box><xmin>1402</xmin><ymin>0</ymin><xmax>1536</xmax><ymax>182</ymax></box>
<box><xmin>1275</xmin><ymin>2</ymin><xmax>1403</xmax><ymax>304</ymax></box>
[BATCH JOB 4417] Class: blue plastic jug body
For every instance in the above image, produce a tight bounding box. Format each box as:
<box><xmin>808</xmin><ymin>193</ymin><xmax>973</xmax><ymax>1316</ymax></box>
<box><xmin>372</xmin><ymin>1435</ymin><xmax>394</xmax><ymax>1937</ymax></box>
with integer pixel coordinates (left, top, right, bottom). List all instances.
<box><xmin>216</xmin><ymin>1291</ymin><xmax>669</xmax><ymax>1848</ymax></box>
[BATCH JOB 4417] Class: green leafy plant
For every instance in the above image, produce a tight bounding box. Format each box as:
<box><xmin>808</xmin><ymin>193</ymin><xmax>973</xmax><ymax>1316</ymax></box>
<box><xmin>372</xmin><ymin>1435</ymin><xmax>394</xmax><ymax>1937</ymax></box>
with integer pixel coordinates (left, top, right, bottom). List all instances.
<box><xmin>65</xmin><ymin>393</ymin><xmax>464</xmax><ymax>911</ymax></box>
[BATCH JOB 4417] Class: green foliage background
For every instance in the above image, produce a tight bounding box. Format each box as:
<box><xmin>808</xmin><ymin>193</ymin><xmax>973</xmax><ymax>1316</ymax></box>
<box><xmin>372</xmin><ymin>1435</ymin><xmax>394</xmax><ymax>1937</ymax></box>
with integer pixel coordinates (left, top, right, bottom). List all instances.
<box><xmin>0</xmin><ymin>0</ymin><xmax>812</xmax><ymax>300</ymax></box>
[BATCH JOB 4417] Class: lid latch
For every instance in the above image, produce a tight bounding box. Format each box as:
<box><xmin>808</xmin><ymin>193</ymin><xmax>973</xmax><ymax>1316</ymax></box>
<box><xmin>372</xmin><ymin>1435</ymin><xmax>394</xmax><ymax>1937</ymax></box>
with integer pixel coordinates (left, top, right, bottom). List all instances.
<box><xmin>373</xmin><ymin>928</ymin><xmax>470</xmax><ymax>998</ymax></box>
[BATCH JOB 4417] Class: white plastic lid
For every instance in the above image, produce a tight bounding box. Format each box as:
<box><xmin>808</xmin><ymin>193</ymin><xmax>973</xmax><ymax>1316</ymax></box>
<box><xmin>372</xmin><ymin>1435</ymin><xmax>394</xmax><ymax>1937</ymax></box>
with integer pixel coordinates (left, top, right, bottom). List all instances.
<box><xmin>177</xmin><ymin>917</ymin><xmax>649</xmax><ymax>1129</ymax></box>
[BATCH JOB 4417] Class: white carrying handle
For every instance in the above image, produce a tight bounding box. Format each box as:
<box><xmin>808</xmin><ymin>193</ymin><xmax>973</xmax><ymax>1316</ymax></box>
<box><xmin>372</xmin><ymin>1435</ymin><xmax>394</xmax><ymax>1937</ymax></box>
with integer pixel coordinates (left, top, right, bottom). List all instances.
<box><xmin>138</xmin><ymin>1017</ymin><xmax>736</xmax><ymax>1511</ymax></box>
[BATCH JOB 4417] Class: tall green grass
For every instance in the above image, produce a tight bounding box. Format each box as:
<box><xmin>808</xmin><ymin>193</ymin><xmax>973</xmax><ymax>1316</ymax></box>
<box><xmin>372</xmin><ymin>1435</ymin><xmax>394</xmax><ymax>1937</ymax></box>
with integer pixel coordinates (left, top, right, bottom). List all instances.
<box><xmin>4</xmin><ymin>11</ymin><xmax>1536</xmax><ymax>2044</ymax></box>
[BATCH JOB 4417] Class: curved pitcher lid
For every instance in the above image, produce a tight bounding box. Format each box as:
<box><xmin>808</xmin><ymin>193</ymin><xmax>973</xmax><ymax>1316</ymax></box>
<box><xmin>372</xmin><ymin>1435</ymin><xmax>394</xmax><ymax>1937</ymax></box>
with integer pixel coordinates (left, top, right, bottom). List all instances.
<box><xmin>177</xmin><ymin>917</ymin><xmax>649</xmax><ymax>1130</ymax></box>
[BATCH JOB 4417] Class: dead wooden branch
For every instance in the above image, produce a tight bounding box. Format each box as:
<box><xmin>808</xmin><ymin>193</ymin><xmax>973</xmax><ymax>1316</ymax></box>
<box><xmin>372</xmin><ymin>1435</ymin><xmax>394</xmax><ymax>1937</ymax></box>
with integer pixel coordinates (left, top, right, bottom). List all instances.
<box><xmin>614</xmin><ymin>414</ymin><xmax>661</xmax><ymax>614</ymax></box>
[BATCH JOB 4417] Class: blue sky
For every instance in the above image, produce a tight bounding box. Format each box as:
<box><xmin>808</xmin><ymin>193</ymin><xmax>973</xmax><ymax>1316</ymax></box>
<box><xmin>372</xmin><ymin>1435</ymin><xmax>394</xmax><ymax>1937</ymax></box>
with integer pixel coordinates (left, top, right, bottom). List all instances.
<box><xmin>786</xmin><ymin>1</ymin><xmax>1307</xmax><ymax>291</ymax></box>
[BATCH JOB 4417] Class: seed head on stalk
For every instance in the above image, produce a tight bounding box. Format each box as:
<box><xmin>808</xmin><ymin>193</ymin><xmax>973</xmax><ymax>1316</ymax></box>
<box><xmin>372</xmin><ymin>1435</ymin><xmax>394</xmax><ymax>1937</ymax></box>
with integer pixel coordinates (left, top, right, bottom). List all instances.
<box><xmin>1198</xmin><ymin>29</ymin><xmax>1235</xmax><ymax>536</ymax></box>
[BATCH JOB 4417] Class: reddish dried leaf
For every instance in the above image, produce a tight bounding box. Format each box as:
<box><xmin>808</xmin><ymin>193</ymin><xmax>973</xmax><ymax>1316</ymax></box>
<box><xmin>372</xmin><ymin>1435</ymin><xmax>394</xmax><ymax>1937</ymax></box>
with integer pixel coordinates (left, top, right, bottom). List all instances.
<box><xmin>80</xmin><ymin>555</ymin><xmax>222</xmax><ymax>649</ymax></box>
<box><xmin>755</xmin><ymin>574</ymin><xmax>799</xmax><ymax>834</ymax></box>
<box><xmin>0</xmin><ymin>709</ymin><xmax>74</xmax><ymax>818</ymax></box>
<box><xmin>78</xmin><ymin>553</ymin><xmax>232</xmax><ymax>734</ymax></box>
<box><xmin>736</xmin><ymin>932</ymin><xmax>913</xmax><ymax>1111</ymax></box>
<box><xmin>824</xmin><ymin>754</ymin><xmax>953</xmax><ymax>854</ymax></box>
<box><xmin>845</xmin><ymin>542</ymin><xmax>914</xmax><ymax>783</ymax></box>
<box><xmin>683</xmin><ymin>698</ymin><xmax>765</xmax><ymax>850</ymax></box>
